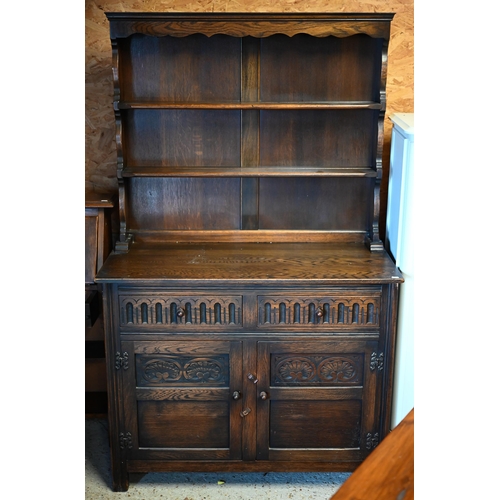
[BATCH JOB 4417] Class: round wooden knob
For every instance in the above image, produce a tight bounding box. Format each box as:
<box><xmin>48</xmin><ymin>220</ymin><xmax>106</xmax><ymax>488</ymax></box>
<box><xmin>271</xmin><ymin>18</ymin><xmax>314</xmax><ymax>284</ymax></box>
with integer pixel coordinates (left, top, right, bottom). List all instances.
<box><xmin>316</xmin><ymin>307</ymin><xmax>324</xmax><ymax>318</ymax></box>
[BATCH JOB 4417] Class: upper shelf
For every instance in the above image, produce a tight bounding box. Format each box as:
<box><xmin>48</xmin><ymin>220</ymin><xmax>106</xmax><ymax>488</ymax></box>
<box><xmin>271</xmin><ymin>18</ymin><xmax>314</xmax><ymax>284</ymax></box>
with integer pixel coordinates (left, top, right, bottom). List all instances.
<box><xmin>116</xmin><ymin>101</ymin><xmax>383</xmax><ymax>111</ymax></box>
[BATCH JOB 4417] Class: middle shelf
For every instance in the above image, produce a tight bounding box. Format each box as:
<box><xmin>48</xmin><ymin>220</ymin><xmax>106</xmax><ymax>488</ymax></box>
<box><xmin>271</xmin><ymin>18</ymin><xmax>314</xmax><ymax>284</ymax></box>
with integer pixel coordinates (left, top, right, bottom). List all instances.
<box><xmin>121</xmin><ymin>166</ymin><xmax>378</xmax><ymax>178</ymax></box>
<box><xmin>116</xmin><ymin>101</ymin><xmax>383</xmax><ymax>110</ymax></box>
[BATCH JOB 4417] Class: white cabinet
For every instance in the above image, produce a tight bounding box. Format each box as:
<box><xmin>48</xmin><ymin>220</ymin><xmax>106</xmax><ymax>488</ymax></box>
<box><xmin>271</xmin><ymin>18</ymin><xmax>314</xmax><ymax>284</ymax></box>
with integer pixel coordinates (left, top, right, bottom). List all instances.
<box><xmin>386</xmin><ymin>113</ymin><xmax>414</xmax><ymax>428</ymax></box>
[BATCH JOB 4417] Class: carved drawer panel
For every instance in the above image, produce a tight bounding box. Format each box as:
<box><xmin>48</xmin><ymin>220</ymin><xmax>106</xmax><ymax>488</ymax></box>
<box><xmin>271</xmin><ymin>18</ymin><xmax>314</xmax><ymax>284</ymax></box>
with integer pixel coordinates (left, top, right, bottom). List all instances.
<box><xmin>135</xmin><ymin>353</ymin><xmax>230</xmax><ymax>387</ymax></box>
<box><xmin>258</xmin><ymin>293</ymin><xmax>381</xmax><ymax>330</ymax></box>
<box><xmin>118</xmin><ymin>293</ymin><xmax>243</xmax><ymax>329</ymax></box>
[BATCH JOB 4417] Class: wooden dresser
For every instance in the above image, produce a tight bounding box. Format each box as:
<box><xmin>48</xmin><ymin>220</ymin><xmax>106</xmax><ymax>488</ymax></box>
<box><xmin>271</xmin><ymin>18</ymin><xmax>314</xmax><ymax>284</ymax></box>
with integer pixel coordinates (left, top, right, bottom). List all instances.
<box><xmin>95</xmin><ymin>12</ymin><xmax>402</xmax><ymax>492</ymax></box>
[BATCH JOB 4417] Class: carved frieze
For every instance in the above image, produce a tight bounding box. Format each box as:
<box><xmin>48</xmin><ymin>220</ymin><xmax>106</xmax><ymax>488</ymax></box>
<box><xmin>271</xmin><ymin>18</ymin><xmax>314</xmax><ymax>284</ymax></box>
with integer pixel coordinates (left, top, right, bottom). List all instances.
<box><xmin>119</xmin><ymin>295</ymin><xmax>242</xmax><ymax>327</ymax></box>
<box><xmin>258</xmin><ymin>295</ymin><xmax>380</xmax><ymax>327</ymax></box>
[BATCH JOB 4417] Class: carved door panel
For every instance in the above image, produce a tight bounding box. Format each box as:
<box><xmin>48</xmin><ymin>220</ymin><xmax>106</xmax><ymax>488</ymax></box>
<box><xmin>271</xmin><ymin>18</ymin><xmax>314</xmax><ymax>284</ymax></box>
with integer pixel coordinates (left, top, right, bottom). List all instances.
<box><xmin>255</xmin><ymin>339</ymin><xmax>381</xmax><ymax>462</ymax></box>
<box><xmin>120</xmin><ymin>339</ymin><xmax>243</xmax><ymax>461</ymax></box>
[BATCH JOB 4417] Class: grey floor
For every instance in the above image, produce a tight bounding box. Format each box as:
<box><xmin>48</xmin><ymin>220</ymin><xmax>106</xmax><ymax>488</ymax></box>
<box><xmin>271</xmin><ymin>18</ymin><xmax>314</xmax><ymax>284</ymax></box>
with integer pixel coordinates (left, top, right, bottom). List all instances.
<box><xmin>85</xmin><ymin>418</ymin><xmax>351</xmax><ymax>499</ymax></box>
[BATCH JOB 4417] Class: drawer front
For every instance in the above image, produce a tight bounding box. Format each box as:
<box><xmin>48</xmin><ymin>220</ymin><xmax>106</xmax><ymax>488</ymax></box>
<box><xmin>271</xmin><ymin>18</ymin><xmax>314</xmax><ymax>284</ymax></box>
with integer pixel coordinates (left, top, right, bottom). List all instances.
<box><xmin>257</xmin><ymin>292</ymin><xmax>381</xmax><ymax>331</ymax></box>
<box><xmin>118</xmin><ymin>293</ymin><xmax>243</xmax><ymax>330</ymax></box>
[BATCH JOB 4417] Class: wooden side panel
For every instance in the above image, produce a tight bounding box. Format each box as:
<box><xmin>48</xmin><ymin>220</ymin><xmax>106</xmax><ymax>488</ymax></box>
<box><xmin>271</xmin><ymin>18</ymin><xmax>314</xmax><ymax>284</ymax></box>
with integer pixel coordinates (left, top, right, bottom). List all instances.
<box><xmin>85</xmin><ymin>213</ymin><xmax>98</xmax><ymax>283</ymax></box>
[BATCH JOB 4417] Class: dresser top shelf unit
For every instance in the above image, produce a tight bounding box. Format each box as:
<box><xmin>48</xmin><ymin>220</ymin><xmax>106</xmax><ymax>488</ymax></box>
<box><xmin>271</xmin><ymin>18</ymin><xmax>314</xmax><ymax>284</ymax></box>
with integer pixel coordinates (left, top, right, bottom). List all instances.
<box><xmin>105</xmin><ymin>11</ymin><xmax>395</xmax><ymax>253</ymax></box>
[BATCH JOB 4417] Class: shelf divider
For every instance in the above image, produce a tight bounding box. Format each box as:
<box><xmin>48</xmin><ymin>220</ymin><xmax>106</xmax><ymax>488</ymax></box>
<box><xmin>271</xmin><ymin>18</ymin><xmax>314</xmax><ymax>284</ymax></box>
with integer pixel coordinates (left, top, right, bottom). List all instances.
<box><xmin>241</xmin><ymin>37</ymin><xmax>261</xmax><ymax>230</ymax></box>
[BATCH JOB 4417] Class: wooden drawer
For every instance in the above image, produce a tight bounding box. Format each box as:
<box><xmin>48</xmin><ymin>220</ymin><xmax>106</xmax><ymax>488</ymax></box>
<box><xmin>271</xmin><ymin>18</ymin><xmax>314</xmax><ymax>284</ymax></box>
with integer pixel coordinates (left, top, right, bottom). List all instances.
<box><xmin>118</xmin><ymin>292</ymin><xmax>243</xmax><ymax>331</ymax></box>
<box><xmin>257</xmin><ymin>291</ymin><xmax>381</xmax><ymax>331</ymax></box>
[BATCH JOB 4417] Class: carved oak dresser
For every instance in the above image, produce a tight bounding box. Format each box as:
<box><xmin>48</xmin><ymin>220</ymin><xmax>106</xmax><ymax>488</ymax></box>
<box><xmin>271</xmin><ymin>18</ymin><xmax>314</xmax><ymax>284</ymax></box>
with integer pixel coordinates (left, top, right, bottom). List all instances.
<box><xmin>95</xmin><ymin>12</ymin><xmax>403</xmax><ymax>492</ymax></box>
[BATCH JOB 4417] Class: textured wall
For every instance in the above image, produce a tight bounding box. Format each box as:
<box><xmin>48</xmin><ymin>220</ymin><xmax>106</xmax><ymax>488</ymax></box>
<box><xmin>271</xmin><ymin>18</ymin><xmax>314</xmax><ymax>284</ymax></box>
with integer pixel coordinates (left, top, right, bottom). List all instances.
<box><xmin>85</xmin><ymin>0</ymin><xmax>414</xmax><ymax>229</ymax></box>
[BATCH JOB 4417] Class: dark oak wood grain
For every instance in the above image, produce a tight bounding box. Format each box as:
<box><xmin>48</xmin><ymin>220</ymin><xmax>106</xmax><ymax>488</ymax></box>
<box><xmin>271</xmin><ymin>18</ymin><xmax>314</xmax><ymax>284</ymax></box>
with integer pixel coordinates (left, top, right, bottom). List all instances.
<box><xmin>98</xmin><ymin>13</ymin><xmax>399</xmax><ymax>492</ymax></box>
<box><xmin>119</xmin><ymin>34</ymin><xmax>241</xmax><ymax>103</ymax></box>
<box><xmin>95</xmin><ymin>242</ymin><xmax>403</xmax><ymax>285</ymax></box>
<box><xmin>107</xmin><ymin>13</ymin><xmax>394</xmax><ymax>40</ymax></box>
<box><xmin>260</xmin><ymin>34</ymin><xmax>381</xmax><ymax>102</ymax></box>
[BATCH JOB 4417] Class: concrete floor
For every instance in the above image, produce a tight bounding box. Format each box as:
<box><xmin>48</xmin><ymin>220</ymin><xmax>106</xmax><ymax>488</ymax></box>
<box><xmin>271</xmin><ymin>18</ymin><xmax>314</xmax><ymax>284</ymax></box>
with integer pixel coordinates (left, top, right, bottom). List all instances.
<box><xmin>85</xmin><ymin>418</ymin><xmax>351</xmax><ymax>499</ymax></box>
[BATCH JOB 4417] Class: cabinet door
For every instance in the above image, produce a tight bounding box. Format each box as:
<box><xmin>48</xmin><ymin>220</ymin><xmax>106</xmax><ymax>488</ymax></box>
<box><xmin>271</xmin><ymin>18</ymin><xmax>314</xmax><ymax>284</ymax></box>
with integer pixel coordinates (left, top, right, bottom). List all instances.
<box><xmin>121</xmin><ymin>340</ymin><xmax>243</xmax><ymax>461</ymax></box>
<box><xmin>256</xmin><ymin>340</ymin><xmax>380</xmax><ymax>462</ymax></box>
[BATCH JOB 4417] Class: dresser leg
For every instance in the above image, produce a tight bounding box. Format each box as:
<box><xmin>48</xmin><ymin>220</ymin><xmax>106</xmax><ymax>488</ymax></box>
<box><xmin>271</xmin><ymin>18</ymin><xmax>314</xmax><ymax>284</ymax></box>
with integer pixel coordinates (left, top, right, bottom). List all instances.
<box><xmin>108</xmin><ymin>418</ymin><xmax>130</xmax><ymax>491</ymax></box>
<box><xmin>111</xmin><ymin>459</ymin><xmax>129</xmax><ymax>492</ymax></box>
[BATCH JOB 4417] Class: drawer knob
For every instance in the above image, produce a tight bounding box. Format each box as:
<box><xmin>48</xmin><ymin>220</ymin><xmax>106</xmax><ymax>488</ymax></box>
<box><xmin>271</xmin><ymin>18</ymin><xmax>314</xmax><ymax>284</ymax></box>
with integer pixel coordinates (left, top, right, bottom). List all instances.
<box><xmin>176</xmin><ymin>308</ymin><xmax>185</xmax><ymax>318</ymax></box>
<box><xmin>259</xmin><ymin>391</ymin><xmax>269</xmax><ymax>400</ymax></box>
<box><xmin>247</xmin><ymin>373</ymin><xmax>259</xmax><ymax>384</ymax></box>
<box><xmin>315</xmin><ymin>307</ymin><xmax>324</xmax><ymax>318</ymax></box>
<box><xmin>240</xmin><ymin>407</ymin><xmax>252</xmax><ymax>418</ymax></box>
<box><xmin>232</xmin><ymin>391</ymin><xmax>242</xmax><ymax>400</ymax></box>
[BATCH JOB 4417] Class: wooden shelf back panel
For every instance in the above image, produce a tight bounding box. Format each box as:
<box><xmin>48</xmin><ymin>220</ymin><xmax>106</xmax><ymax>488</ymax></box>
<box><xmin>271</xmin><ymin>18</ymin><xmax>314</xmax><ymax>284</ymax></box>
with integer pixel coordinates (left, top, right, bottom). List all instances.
<box><xmin>260</xmin><ymin>34</ymin><xmax>382</xmax><ymax>102</ymax></box>
<box><xmin>126</xmin><ymin>177</ymin><xmax>242</xmax><ymax>231</ymax></box>
<box><xmin>258</xmin><ymin>177</ymin><xmax>373</xmax><ymax>230</ymax></box>
<box><xmin>119</xmin><ymin>34</ymin><xmax>242</xmax><ymax>102</ymax></box>
<box><xmin>260</xmin><ymin>110</ymin><xmax>378</xmax><ymax>168</ymax></box>
<box><xmin>124</xmin><ymin>109</ymin><xmax>241</xmax><ymax>167</ymax></box>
